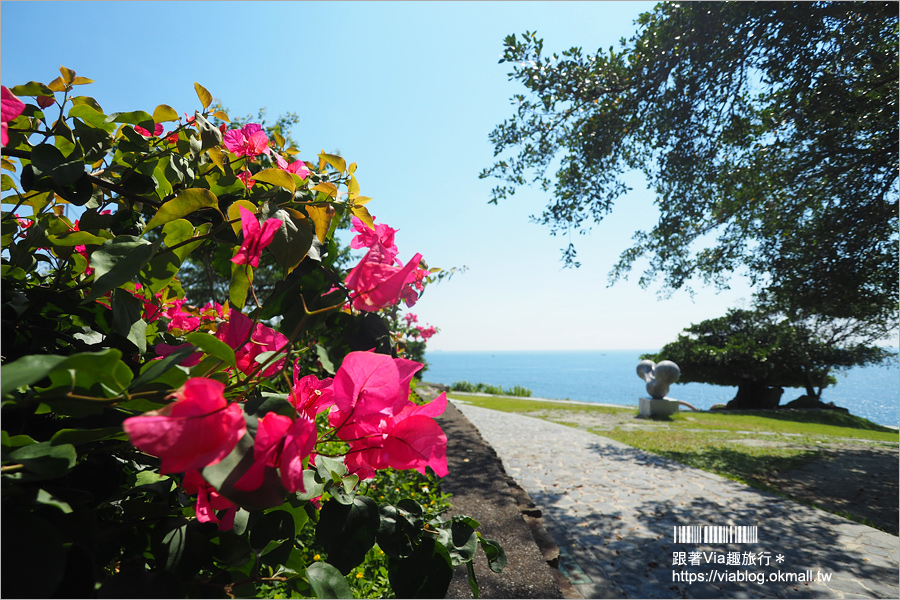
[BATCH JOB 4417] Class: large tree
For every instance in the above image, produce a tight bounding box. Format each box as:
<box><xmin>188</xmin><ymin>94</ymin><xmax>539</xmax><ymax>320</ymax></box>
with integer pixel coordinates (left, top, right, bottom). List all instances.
<box><xmin>482</xmin><ymin>2</ymin><xmax>898</xmax><ymax>327</ymax></box>
<box><xmin>643</xmin><ymin>308</ymin><xmax>895</xmax><ymax>409</ymax></box>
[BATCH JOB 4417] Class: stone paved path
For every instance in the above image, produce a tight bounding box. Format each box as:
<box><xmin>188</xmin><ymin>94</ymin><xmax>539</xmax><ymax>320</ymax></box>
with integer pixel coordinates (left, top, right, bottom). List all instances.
<box><xmin>453</xmin><ymin>402</ymin><xmax>900</xmax><ymax>599</ymax></box>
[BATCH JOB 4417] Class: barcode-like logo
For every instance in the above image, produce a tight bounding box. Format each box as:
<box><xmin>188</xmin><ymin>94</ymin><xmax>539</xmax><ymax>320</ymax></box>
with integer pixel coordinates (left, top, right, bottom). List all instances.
<box><xmin>673</xmin><ymin>525</ymin><xmax>758</xmax><ymax>544</ymax></box>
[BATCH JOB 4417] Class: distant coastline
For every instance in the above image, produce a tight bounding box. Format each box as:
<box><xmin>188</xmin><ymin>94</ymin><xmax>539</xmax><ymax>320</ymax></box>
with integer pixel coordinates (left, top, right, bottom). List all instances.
<box><xmin>424</xmin><ymin>349</ymin><xmax>900</xmax><ymax>427</ymax></box>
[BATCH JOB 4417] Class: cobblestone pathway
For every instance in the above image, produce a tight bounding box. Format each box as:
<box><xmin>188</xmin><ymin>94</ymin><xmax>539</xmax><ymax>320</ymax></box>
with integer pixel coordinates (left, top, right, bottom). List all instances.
<box><xmin>454</xmin><ymin>402</ymin><xmax>899</xmax><ymax>599</ymax></box>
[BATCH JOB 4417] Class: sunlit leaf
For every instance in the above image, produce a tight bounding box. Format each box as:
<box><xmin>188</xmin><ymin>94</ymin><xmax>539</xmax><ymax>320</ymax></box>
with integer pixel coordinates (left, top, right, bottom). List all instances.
<box><xmin>185</xmin><ymin>332</ymin><xmax>236</xmax><ymax>368</ymax></box>
<box><xmin>153</xmin><ymin>104</ymin><xmax>179</xmax><ymax>122</ymax></box>
<box><xmin>211</xmin><ymin>110</ymin><xmax>230</xmax><ymax>122</ymax></box>
<box><xmin>59</xmin><ymin>66</ymin><xmax>76</xmax><ymax>85</ymax></box>
<box><xmin>252</xmin><ymin>168</ymin><xmax>295</xmax><ymax>195</ymax></box>
<box><xmin>194</xmin><ymin>82</ymin><xmax>212</xmax><ymax>109</ymax></box>
<box><xmin>305</xmin><ymin>204</ymin><xmax>332</xmax><ymax>244</ymax></box>
<box><xmin>318</xmin><ymin>151</ymin><xmax>346</xmax><ymax>174</ymax></box>
<box><xmin>311</xmin><ymin>182</ymin><xmax>338</xmax><ymax>198</ymax></box>
<box><xmin>71</xmin><ymin>76</ymin><xmax>94</xmax><ymax>86</ymax></box>
<box><xmin>350</xmin><ymin>205</ymin><xmax>375</xmax><ymax>231</ymax></box>
<box><xmin>144</xmin><ymin>188</ymin><xmax>220</xmax><ymax>232</ymax></box>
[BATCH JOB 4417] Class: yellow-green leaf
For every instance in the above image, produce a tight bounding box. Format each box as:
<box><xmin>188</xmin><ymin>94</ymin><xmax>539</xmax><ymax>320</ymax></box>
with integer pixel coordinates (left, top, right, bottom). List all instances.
<box><xmin>47</xmin><ymin>77</ymin><xmax>67</xmax><ymax>93</ymax></box>
<box><xmin>305</xmin><ymin>205</ymin><xmax>332</xmax><ymax>244</ymax></box>
<box><xmin>311</xmin><ymin>182</ymin><xmax>338</xmax><ymax>198</ymax></box>
<box><xmin>272</xmin><ymin>131</ymin><xmax>285</xmax><ymax>149</ymax></box>
<box><xmin>347</xmin><ymin>174</ymin><xmax>360</xmax><ymax>199</ymax></box>
<box><xmin>194</xmin><ymin>82</ymin><xmax>212</xmax><ymax>109</ymax></box>
<box><xmin>212</xmin><ymin>110</ymin><xmax>230</xmax><ymax>122</ymax></box>
<box><xmin>227</xmin><ymin>200</ymin><xmax>257</xmax><ymax>236</ymax></box>
<box><xmin>350</xmin><ymin>206</ymin><xmax>375</xmax><ymax>231</ymax></box>
<box><xmin>153</xmin><ymin>104</ymin><xmax>179</xmax><ymax>122</ymax></box>
<box><xmin>252</xmin><ymin>168</ymin><xmax>295</xmax><ymax>195</ymax></box>
<box><xmin>353</xmin><ymin>196</ymin><xmax>373</xmax><ymax>206</ymax></box>
<box><xmin>348</xmin><ymin>162</ymin><xmax>357</xmax><ymax>175</ymax></box>
<box><xmin>144</xmin><ymin>188</ymin><xmax>219</xmax><ymax>233</ymax></box>
<box><xmin>2</xmin><ymin>157</ymin><xmax>16</xmax><ymax>172</ymax></box>
<box><xmin>318</xmin><ymin>151</ymin><xmax>346</xmax><ymax>174</ymax></box>
<box><xmin>71</xmin><ymin>76</ymin><xmax>94</xmax><ymax>86</ymax></box>
<box><xmin>59</xmin><ymin>66</ymin><xmax>76</xmax><ymax>85</ymax></box>
<box><xmin>207</xmin><ymin>147</ymin><xmax>228</xmax><ymax>173</ymax></box>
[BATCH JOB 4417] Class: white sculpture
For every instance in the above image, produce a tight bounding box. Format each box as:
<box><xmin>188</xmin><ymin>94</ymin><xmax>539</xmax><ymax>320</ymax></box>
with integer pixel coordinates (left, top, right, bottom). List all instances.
<box><xmin>636</xmin><ymin>359</ymin><xmax>681</xmax><ymax>399</ymax></box>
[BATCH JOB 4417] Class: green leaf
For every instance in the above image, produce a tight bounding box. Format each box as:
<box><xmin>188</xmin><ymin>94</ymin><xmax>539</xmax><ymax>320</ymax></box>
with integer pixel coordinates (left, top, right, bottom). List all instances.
<box><xmin>68</xmin><ymin>104</ymin><xmax>116</xmax><ymax>132</ymax></box>
<box><xmin>111</xmin><ymin>288</ymin><xmax>147</xmax><ymax>353</ymax></box>
<box><xmin>388</xmin><ymin>537</ymin><xmax>454</xmax><ymax>599</ymax></box>
<box><xmin>249</xmin><ymin>510</ymin><xmax>295</xmax><ymax>550</ymax></box>
<box><xmin>106</xmin><ymin>110</ymin><xmax>154</xmax><ymax>129</ymax></box>
<box><xmin>479</xmin><ymin>536</ymin><xmax>508</xmax><ymax>573</ymax></box>
<box><xmin>185</xmin><ymin>332</ymin><xmax>236</xmax><ymax>368</ymax></box>
<box><xmin>9</xmin><ymin>441</ymin><xmax>77</xmax><ymax>480</ymax></box>
<box><xmin>9</xmin><ymin>81</ymin><xmax>54</xmax><ymax>96</ymax></box>
<box><xmin>1</xmin><ymin>354</ymin><xmax>67</xmax><ymax>397</ymax></box>
<box><xmin>315</xmin><ymin>344</ymin><xmax>335</xmax><ymax>375</ymax></box>
<box><xmin>194</xmin><ymin>82</ymin><xmax>213</xmax><ymax>109</ymax></box>
<box><xmin>315</xmin><ymin>496</ymin><xmax>379</xmax><ymax>574</ymax></box>
<box><xmin>144</xmin><ymin>188</ymin><xmax>220</xmax><ymax>232</ymax></box>
<box><xmin>45</xmin><ymin>230</ymin><xmax>106</xmax><ymax>247</ymax></box>
<box><xmin>2</xmin><ymin>173</ymin><xmax>18</xmax><ymax>192</ymax></box>
<box><xmin>252</xmin><ymin>168</ymin><xmax>295</xmax><ymax>195</ymax></box>
<box><xmin>84</xmin><ymin>235</ymin><xmax>154</xmax><ymax>301</ymax></box>
<box><xmin>307</xmin><ymin>562</ymin><xmax>353</xmax><ymax>599</ymax></box>
<box><xmin>161</xmin><ymin>218</ymin><xmax>202</xmax><ymax>262</ymax></box>
<box><xmin>31</xmin><ymin>143</ymin><xmax>85</xmax><ymax>186</ymax></box>
<box><xmin>50</xmin><ymin>427</ymin><xmax>126</xmax><ymax>446</ymax></box>
<box><xmin>129</xmin><ymin>345</ymin><xmax>195</xmax><ymax>390</ymax></box>
<box><xmin>296</xmin><ymin>470</ymin><xmax>326</xmax><ymax>502</ymax></box>
<box><xmin>229</xmin><ymin>262</ymin><xmax>252</xmax><ymax>309</ymax></box>
<box><xmin>265</xmin><ymin>206</ymin><xmax>313</xmax><ymax>275</ymax></box>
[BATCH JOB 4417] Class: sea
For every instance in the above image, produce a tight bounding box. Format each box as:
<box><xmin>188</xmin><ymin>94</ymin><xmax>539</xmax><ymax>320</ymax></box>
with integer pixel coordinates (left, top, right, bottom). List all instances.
<box><xmin>423</xmin><ymin>350</ymin><xmax>900</xmax><ymax>428</ymax></box>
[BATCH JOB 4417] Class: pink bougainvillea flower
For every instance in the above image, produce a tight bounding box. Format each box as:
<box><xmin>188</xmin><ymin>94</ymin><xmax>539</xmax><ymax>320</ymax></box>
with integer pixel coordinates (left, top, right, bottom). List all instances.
<box><xmin>2</xmin><ymin>86</ymin><xmax>26</xmax><ymax>147</ymax></box>
<box><xmin>289</xmin><ymin>361</ymin><xmax>335</xmax><ymax>418</ymax></box>
<box><xmin>350</xmin><ymin>216</ymin><xmax>399</xmax><ymax>265</ymax></box>
<box><xmin>231</xmin><ymin>206</ymin><xmax>282</xmax><ymax>268</ymax></box>
<box><xmin>236</xmin><ymin>170</ymin><xmax>255</xmax><ymax>190</ymax></box>
<box><xmin>214</xmin><ymin>310</ymin><xmax>288</xmax><ymax>377</ymax></box>
<box><xmin>329</xmin><ymin>352</ymin><xmax>447</xmax><ymax>479</ymax></box>
<box><xmin>345</xmin><ymin>250</ymin><xmax>424</xmax><ymax>312</ymax></box>
<box><xmin>182</xmin><ymin>470</ymin><xmax>238</xmax><ymax>530</ymax></box>
<box><xmin>134</xmin><ymin>123</ymin><xmax>165</xmax><ymax>137</ymax></box>
<box><xmin>282</xmin><ymin>159</ymin><xmax>312</xmax><ymax>180</ymax></box>
<box><xmin>233</xmin><ymin>413</ymin><xmax>316</xmax><ymax>493</ymax></box>
<box><xmin>223</xmin><ymin>123</ymin><xmax>271</xmax><ymax>158</ymax></box>
<box><xmin>328</xmin><ymin>352</ymin><xmax>448</xmax><ymax>479</ymax></box>
<box><xmin>122</xmin><ymin>378</ymin><xmax>246</xmax><ymax>474</ymax></box>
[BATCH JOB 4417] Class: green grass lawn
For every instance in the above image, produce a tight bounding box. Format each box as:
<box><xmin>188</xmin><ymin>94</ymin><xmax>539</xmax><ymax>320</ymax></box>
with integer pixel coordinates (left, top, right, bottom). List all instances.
<box><xmin>448</xmin><ymin>393</ymin><xmax>898</xmax><ymax>489</ymax></box>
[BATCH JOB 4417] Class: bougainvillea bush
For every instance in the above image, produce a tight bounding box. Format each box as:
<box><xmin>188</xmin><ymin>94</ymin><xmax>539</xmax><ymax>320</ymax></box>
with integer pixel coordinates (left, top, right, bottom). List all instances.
<box><xmin>0</xmin><ymin>68</ymin><xmax>504</xmax><ymax>598</ymax></box>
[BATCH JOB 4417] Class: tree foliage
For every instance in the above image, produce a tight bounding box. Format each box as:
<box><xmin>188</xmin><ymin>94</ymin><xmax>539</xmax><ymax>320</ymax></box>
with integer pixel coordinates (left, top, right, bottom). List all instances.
<box><xmin>643</xmin><ymin>308</ymin><xmax>896</xmax><ymax>408</ymax></box>
<box><xmin>483</xmin><ymin>1</ymin><xmax>898</xmax><ymax>327</ymax></box>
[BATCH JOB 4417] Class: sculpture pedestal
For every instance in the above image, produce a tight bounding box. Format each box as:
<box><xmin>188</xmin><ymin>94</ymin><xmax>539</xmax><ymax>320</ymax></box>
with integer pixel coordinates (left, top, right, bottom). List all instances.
<box><xmin>638</xmin><ymin>397</ymin><xmax>679</xmax><ymax>418</ymax></box>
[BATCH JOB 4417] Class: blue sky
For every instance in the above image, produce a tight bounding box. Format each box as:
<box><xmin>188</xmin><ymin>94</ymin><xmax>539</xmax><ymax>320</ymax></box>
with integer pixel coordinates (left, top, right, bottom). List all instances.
<box><xmin>2</xmin><ymin>1</ymin><xmax>759</xmax><ymax>351</ymax></box>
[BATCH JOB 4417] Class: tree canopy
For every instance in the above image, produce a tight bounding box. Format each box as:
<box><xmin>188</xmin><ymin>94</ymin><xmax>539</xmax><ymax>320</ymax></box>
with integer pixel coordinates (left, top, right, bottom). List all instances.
<box><xmin>643</xmin><ymin>308</ymin><xmax>895</xmax><ymax>409</ymax></box>
<box><xmin>483</xmin><ymin>1</ymin><xmax>898</xmax><ymax>327</ymax></box>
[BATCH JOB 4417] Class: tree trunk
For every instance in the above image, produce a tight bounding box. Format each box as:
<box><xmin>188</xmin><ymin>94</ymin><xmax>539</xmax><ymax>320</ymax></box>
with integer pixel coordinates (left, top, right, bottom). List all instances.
<box><xmin>726</xmin><ymin>381</ymin><xmax>784</xmax><ymax>409</ymax></box>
